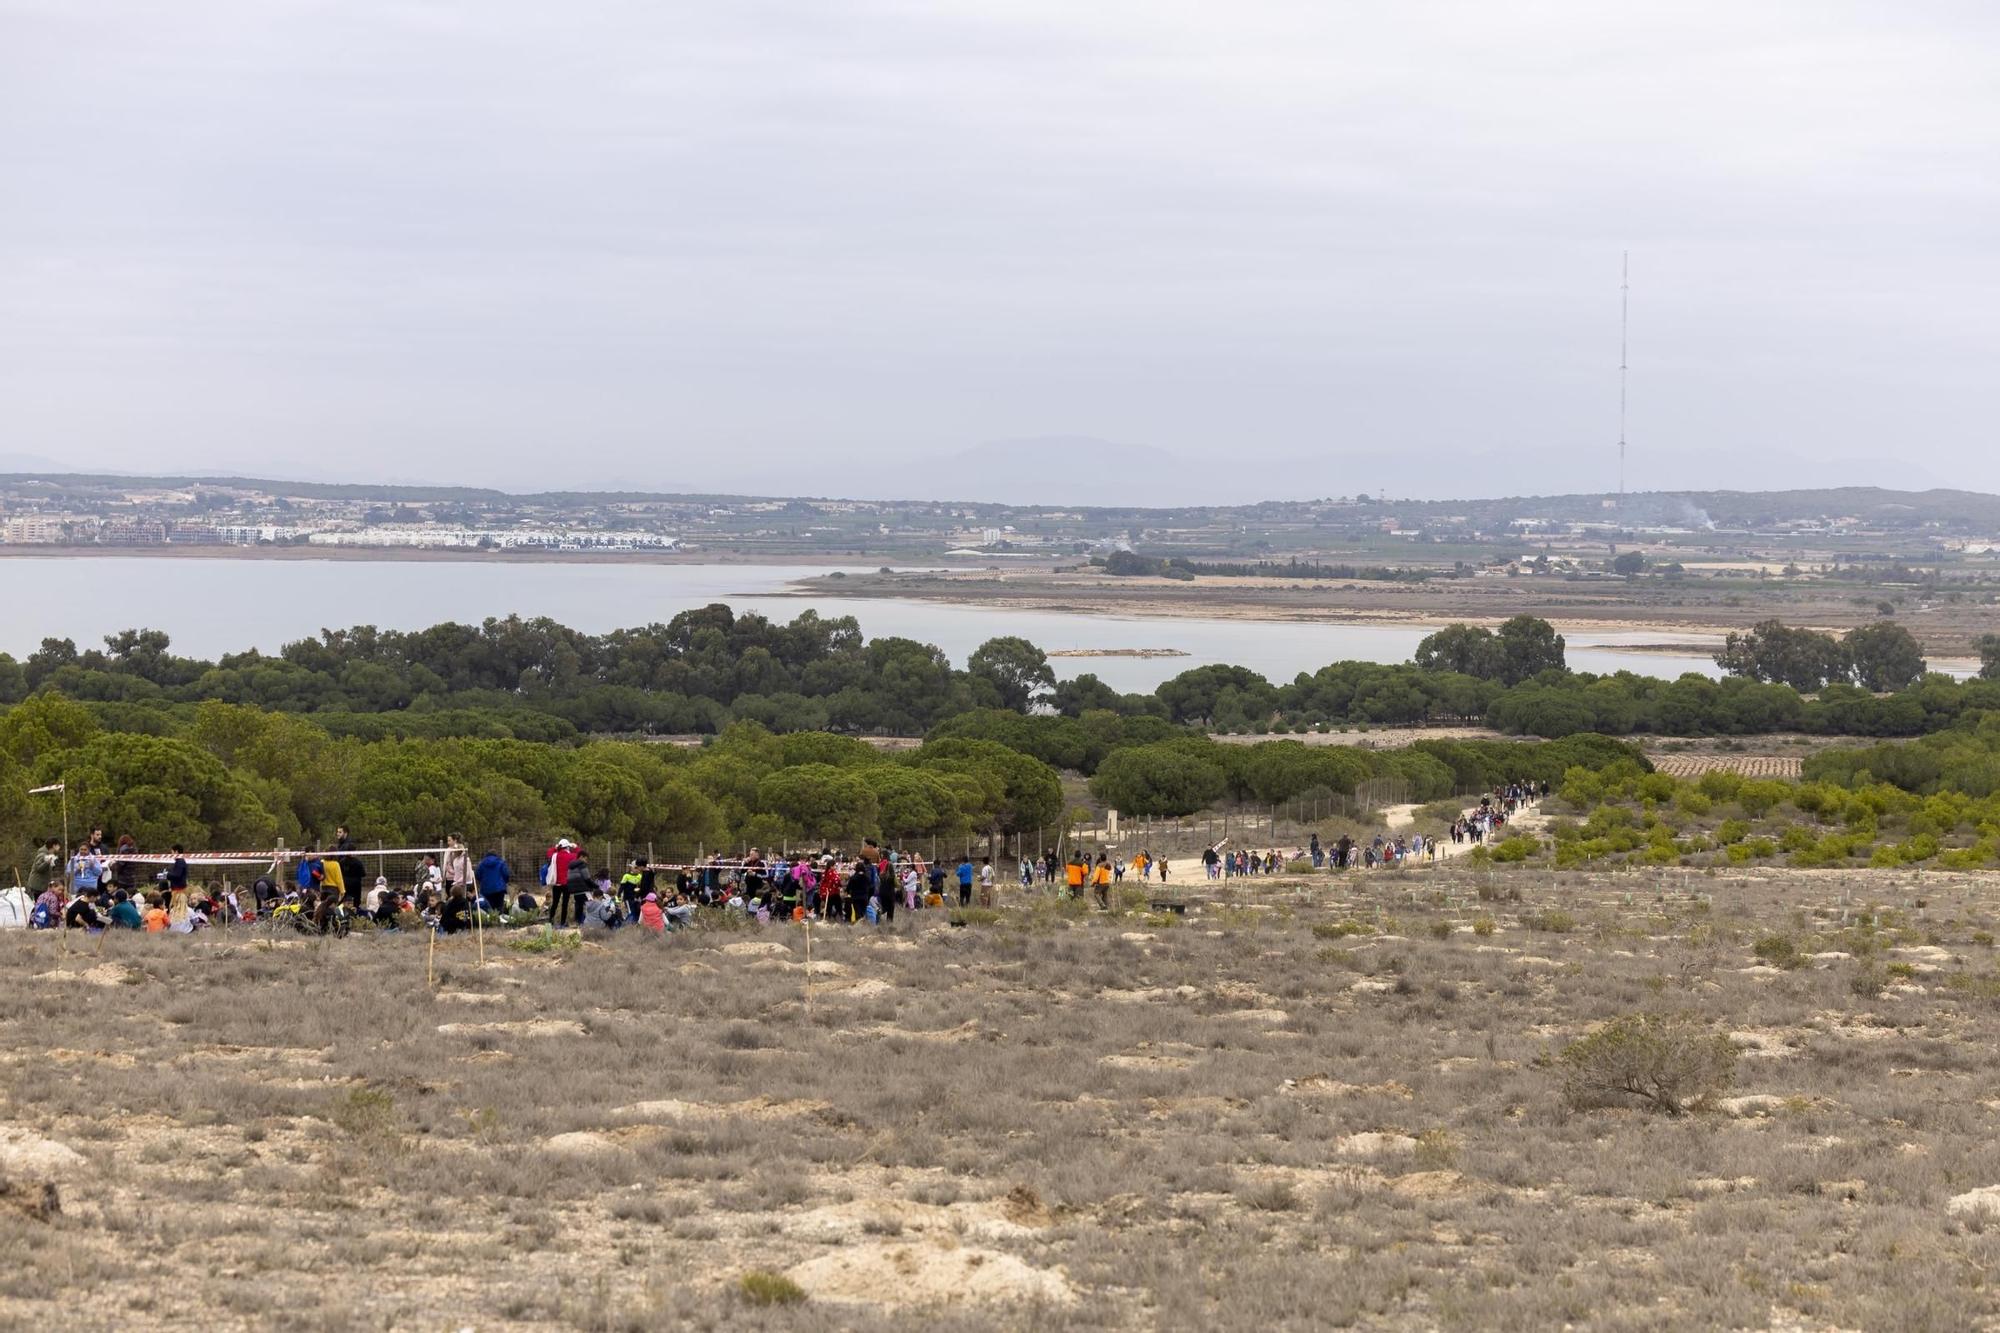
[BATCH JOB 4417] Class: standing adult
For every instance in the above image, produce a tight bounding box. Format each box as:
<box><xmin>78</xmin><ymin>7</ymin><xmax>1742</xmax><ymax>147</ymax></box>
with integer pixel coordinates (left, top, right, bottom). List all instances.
<box><xmin>26</xmin><ymin>839</ymin><xmax>62</xmax><ymax>897</ymax></box>
<box><xmin>554</xmin><ymin>850</ymin><xmax>592</xmax><ymax>928</ymax></box>
<box><xmin>544</xmin><ymin>838</ymin><xmax>579</xmax><ymax>900</ymax></box>
<box><xmin>956</xmin><ymin>855</ymin><xmax>975</xmax><ymax>908</ymax></box>
<box><xmin>111</xmin><ymin>834</ymin><xmax>141</xmax><ymax>898</ymax></box>
<box><xmin>441</xmin><ymin>834</ymin><xmax>473</xmax><ymax>894</ymax></box>
<box><xmin>334</xmin><ymin>826</ymin><xmax>365</xmax><ymax>908</ymax></box>
<box><xmin>475</xmin><ymin>849</ymin><xmax>512</xmax><ymax>914</ymax></box>
<box><xmin>69</xmin><ymin>842</ymin><xmax>104</xmax><ymax>896</ymax></box>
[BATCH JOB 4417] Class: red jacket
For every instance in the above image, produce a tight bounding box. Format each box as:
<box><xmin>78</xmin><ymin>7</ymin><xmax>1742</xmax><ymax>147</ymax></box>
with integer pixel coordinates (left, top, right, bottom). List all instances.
<box><xmin>545</xmin><ymin>845</ymin><xmax>579</xmax><ymax>887</ymax></box>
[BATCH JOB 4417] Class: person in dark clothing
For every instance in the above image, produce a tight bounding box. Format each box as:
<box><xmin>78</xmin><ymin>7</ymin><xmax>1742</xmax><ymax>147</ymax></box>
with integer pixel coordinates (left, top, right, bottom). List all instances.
<box><xmin>552</xmin><ymin>852</ymin><xmax>591</xmax><ymax>928</ymax></box>
<box><xmin>112</xmin><ymin>836</ymin><xmax>141</xmax><ymax>895</ymax></box>
<box><xmin>334</xmin><ymin>826</ymin><xmax>365</xmax><ymax>907</ymax></box>
<box><xmin>65</xmin><ymin>894</ymin><xmax>106</xmax><ymax>931</ymax></box>
<box><xmin>877</xmin><ymin>859</ymin><xmax>895</xmax><ymax>923</ymax></box>
<box><xmin>843</xmin><ymin>862</ymin><xmax>871</xmax><ymax>923</ymax></box>
<box><xmin>475</xmin><ymin>850</ymin><xmax>511</xmax><ymax>914</ymax></box>
<box><xmin>439</xmin><ymin>888</ymin><xmax>471</xmax><ymax>935</ymax></box>
<box><xmin>165</xmin><ymin>847</ymin><xmax>188</xmax><ymax>893</ymax></box>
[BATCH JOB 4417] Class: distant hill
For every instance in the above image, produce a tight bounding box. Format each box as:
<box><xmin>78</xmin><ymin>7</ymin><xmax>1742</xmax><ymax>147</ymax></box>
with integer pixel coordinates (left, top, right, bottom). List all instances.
<box><xmin>5</xmin><ymin>469</ymin><xmax>1999</xmax><ymax>529</ymax></box>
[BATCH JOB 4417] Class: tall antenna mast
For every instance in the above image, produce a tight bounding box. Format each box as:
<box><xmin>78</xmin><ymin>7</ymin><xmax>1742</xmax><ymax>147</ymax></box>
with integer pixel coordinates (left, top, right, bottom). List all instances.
<box><xmin>1618</xmin><ymin>251</ymin><xmax>1629</xmax><ymax>500</ymax></box>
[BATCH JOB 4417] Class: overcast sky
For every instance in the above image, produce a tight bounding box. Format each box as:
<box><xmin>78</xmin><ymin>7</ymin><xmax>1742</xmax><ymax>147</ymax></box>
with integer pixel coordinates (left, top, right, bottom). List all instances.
<box><xmin>4</xmin><ymin>2</ymin><xmax>1997</xmax><ymax>503</ymax></box>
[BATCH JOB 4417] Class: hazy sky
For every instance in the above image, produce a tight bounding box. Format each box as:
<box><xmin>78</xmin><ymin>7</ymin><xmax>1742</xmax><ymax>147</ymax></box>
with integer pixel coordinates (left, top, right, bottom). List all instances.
<box><xmin>4</xmin><ymin>2</ymin><xmax>1998</xmax><ymax>502</ymax></box>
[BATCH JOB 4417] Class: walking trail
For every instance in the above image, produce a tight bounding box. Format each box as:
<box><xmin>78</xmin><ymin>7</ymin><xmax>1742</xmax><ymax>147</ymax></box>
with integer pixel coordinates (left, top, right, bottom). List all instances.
<box><xmin>1377</xmin><ymin>802</ymin><xmax>1552</xmax><ymax>863</ymax></box>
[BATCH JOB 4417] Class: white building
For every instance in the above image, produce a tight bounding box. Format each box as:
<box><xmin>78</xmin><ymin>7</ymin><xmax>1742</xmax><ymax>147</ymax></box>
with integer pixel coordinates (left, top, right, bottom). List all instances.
<box><xmin>1</xmin><ymin>515</ymin><xmax>69</xmax><ymax>543</ymax></box>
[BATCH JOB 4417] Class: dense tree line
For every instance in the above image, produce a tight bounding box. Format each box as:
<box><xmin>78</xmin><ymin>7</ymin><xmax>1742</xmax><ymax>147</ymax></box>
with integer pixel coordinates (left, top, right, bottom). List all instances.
<box><xmin>1</xmin><ymin>612</ymin><xmax>1989</xmax><ymax>759</ymax></box>
<box><xmin>1713</xmin><ymin>619</ymin><xmax>1929</xmax><ymax>692</ymax></box>
<box><xmin>0</xmin><ymin>609</ymin><xmax>1058</xmax><ymax>739</ymax></box>
<box><xmin>0</xmin><ymin>696</ymin><xmax>1067</xmax><ymax>858</ymax></box>
<box><xmin>1801</xmin><ymin>711</ymin><xmax>2000</xmax><ymax>798</ymax></box>
<box><xmin>1083</xmin><ymin>731</ymin><xmax>1645</xmax><ymax>817</ymax></box>
<box><xmin>0</xmin><ymin>687</ymin><xmax>1654</xmax><ymax>859</ymax></box>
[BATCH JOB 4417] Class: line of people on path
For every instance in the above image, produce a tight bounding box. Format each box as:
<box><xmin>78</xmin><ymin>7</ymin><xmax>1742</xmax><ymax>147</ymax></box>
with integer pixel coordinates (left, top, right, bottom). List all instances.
<box><xmin>19</xmin><ymin>781</ymin><xmax>1553</xmax><ymax>938</ymax></box>
<box><xmin>531</xmin><ymin>839</ymin><xmax>1008</xmax><ymax>935</ymax></box>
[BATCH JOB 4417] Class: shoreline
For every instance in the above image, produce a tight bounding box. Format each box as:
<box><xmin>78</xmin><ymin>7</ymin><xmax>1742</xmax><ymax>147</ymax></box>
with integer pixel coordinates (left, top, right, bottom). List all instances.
<box><xmin>775</xmin><ymin>570</ymin><xmax>1991</xmax><ymax>663</ymax></box>
<box><xmin>776</xmin><ymin>572</ymin><xmax>1744</xmax><ymax>649</ymax></box>
<box><xmin>0</xmin><ymin>545</ymin><xmax>958</xmax><ymax>568</ymax></box>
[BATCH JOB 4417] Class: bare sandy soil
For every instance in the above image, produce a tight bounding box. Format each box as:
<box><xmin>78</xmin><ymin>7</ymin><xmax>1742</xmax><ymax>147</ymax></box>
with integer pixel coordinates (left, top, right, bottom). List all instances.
<box><xmin>4</xmin><ymin>866</ymin><xmax>1999</xmax><ymax>1330</ymax></box>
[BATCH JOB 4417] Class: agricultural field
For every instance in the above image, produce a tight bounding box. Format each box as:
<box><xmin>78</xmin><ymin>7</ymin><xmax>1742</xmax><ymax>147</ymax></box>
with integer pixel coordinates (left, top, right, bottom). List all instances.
<box><xmin>1647</xmin><ymin>755</ymin><xmax>1804</xmax><ymax>780</ymax></box>
<box><xmin>6</xmin><ymin>868</ymin><xmax>2000</xmax><ymax>1330</ymax></box>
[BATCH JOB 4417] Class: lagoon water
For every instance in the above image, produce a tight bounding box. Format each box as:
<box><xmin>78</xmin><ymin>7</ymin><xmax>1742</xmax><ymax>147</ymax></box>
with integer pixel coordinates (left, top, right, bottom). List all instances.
<box><xmin>1</xmin><ymin>556</ymin><xmax>1725</xmax><ymax>690</ymax></box>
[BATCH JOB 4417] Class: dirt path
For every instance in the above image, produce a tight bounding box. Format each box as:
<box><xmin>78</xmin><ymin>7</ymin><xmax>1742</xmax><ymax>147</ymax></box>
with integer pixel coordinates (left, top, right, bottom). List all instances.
<box><xmin>1378</xmin><ymin>802</ymin><xmax>1551</xmax><ymax>863</ymax></box>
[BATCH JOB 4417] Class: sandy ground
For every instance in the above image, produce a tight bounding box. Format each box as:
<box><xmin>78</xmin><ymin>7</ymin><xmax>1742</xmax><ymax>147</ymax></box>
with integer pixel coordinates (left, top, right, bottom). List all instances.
<box><xmin>5</xmin><ymin>863</ymin><xmax>1999</xmax><ymax>1328</ymax></box>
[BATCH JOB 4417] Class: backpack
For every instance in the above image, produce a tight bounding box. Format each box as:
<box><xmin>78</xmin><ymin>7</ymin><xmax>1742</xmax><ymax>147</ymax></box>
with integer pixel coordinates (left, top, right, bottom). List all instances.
<box><xmin>29</xmin><ymin>901</ymin><xmax>56</xmax><ymax>930</ymax></box>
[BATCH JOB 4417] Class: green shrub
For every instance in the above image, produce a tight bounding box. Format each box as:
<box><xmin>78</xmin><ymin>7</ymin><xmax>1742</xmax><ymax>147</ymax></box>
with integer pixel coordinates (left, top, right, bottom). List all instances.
<box><xmin>1471</xmin><ymin>915</ymin><xmax>1495</xmax><ymax>937</ymax></box>
<box><xmin>1313</xmin><ymin>920</ymin><xmax>1373</xmax><ymax>939</ymax></box>
<box><xmin>507</xmin><ymin>928</ymin><xmax>582</xmax><ymax>957</ymax></box>
<box><xmin>1555</xmin><ymin>1013</ymin><xmax>1736</xmax><ymax>1116</ymax></box>
<box><xmin>1751</xmin><ymin>935</ymin><xmax>1803</xmax><ymax>970</ymax></box>
<box><xmin>1527</xmin><ymin>908</ymin><xmax>1576</xmax><ymax>933</ymax></box>
<box><xmin>738</xmin><ymin>1271</ymin><xmax>807</xmax><ymax>1306</ymax></box>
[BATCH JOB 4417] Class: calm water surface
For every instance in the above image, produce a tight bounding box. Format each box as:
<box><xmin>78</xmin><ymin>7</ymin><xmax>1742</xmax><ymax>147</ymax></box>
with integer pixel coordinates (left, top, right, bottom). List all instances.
<box><xmin>1</xmin><ymin>556</ymin><xmax>1726</xmax><ymax>690</ymax></box>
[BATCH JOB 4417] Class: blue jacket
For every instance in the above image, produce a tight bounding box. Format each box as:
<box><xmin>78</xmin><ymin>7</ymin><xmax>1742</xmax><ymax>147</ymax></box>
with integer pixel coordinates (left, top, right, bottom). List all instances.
<box><xmin>475</xmin><ymin>853</ymin><xmax>511</xmax><ymax>896</ymax></box>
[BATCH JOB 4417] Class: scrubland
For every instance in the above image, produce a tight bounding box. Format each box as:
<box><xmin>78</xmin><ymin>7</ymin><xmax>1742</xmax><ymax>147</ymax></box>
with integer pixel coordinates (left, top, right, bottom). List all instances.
<box><xmin>6</xmin><ymin>866</ymin><xmax>2000</xmax><ymax>1330</ymax></box>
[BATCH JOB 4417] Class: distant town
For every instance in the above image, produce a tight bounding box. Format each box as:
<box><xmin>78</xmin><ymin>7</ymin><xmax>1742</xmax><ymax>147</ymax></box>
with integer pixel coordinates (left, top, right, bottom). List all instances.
<box><xmin>4</xmin><ymin>473</ymin><xmax>2000</xmax><ymax>576</ymax></box>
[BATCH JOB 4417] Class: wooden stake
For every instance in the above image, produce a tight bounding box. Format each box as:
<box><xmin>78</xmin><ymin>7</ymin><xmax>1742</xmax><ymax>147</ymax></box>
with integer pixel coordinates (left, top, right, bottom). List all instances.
<box><xmin>427</xmin><ymin>926</ymin><xmax>437</xmax><ymax>989</ymax></box>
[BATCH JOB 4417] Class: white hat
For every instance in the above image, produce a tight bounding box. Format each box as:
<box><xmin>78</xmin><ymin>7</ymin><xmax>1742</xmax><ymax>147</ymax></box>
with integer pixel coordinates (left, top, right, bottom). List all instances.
<box><xmin>557</xmin><ymin>838</ymin><xmax>573</xmax><ymax>849</ymax></box>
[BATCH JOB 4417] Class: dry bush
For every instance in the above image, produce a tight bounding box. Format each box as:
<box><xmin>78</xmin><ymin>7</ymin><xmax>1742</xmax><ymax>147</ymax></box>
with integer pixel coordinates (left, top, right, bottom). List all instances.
<box><xmin>1556</xmin><ymin>1013</ymin><xmax>1737</xmax><ymax>1116</ymax></box>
